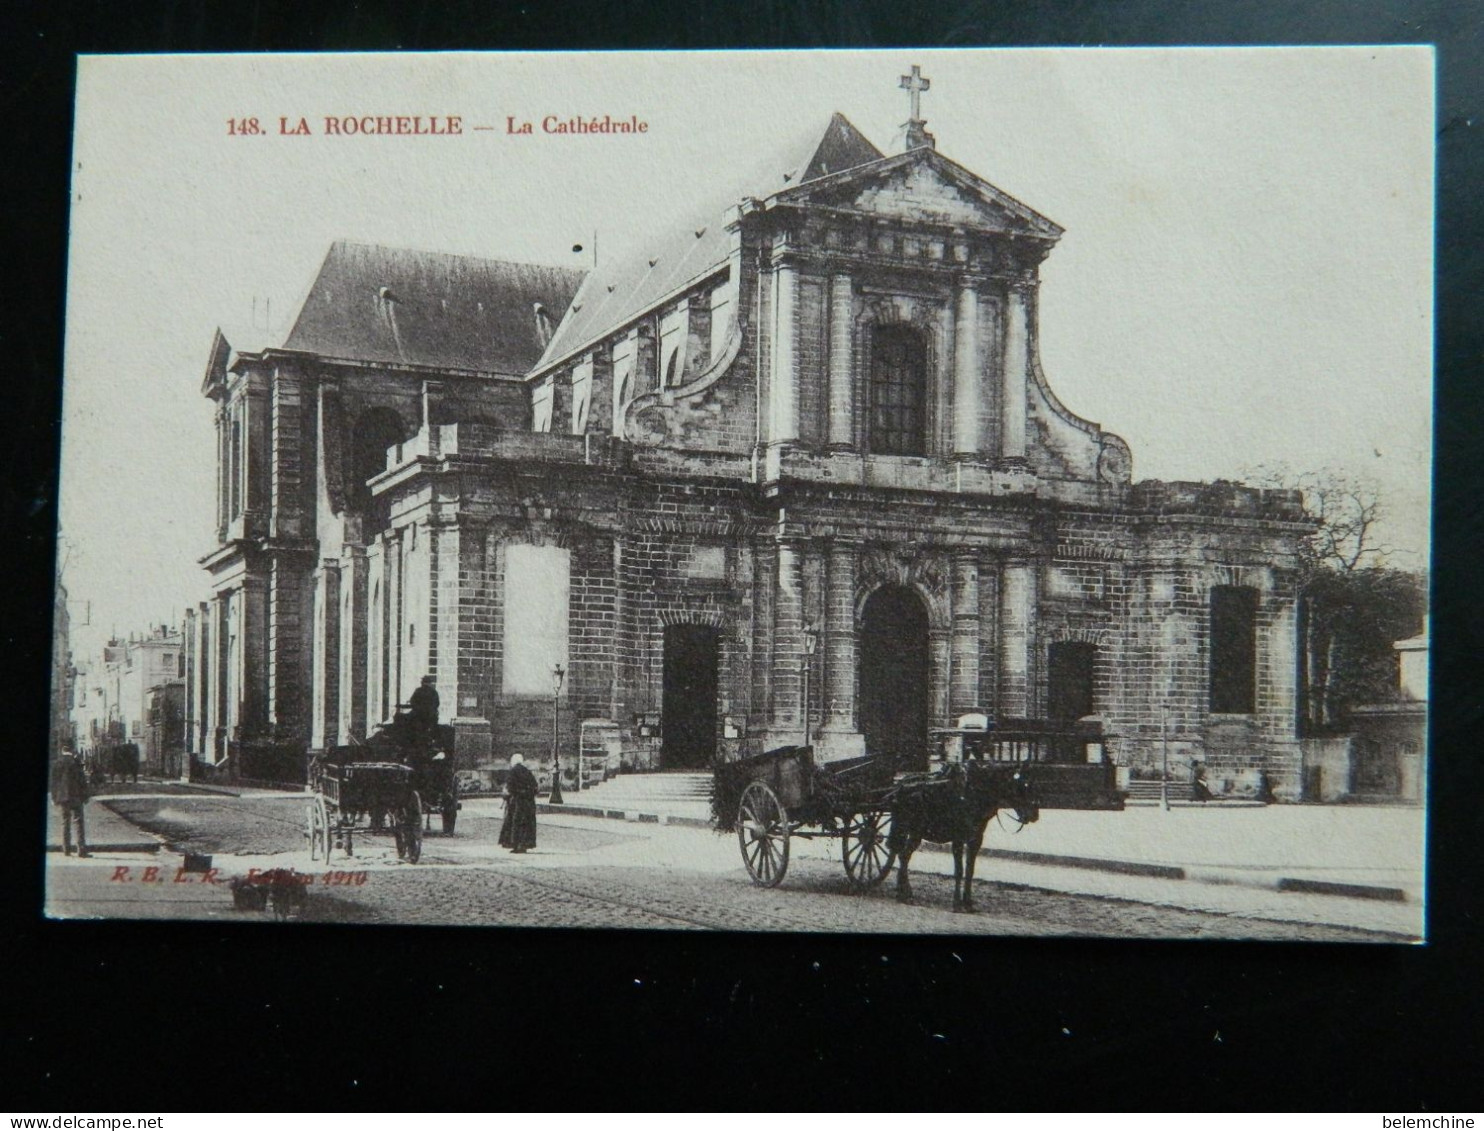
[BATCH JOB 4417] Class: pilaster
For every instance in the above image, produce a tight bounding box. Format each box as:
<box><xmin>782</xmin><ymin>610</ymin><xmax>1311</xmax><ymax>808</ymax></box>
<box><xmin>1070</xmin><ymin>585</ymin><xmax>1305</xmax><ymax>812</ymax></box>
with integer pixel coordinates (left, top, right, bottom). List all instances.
<box><xmin>949</xmin><ymin>548</ymin><xmax>981</xmax><ymax>716</ymax></box>
<box><xmin>1001</xmin><ymin>285</ymin><xmax>1029</xmax><ymax>461</ymax></box>
<box><xmin>769</xmin><ymin>262</ymin><xmax>800</xmax><ymax>443</ymax></box>
<box><xmin>827</xmin><ymin>274</ymin><xmax>855</xmax><ymax>448</ymax></box>
<box><xmin>953</xmin><ymin>280</ymin><xmax>982</xmax><ymax>455</ymax></box>
<box><xmin>998</xmin><ymin>559</ymin><xmax>1034</xmax><ymax>716</ymax></box>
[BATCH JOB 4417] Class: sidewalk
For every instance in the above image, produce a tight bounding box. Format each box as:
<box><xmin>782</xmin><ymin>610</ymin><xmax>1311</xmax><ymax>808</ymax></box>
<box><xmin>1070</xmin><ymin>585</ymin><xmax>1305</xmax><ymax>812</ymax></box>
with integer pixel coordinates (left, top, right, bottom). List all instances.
<box><xmin>545</xmin><ymin>772</ymin><xmax>1425</xmax><ymax>904</ymax></box>
<box><xmin>44</xmin><ymin>800</ymin><xmax>162</xmax><ymax>854</ymax></box>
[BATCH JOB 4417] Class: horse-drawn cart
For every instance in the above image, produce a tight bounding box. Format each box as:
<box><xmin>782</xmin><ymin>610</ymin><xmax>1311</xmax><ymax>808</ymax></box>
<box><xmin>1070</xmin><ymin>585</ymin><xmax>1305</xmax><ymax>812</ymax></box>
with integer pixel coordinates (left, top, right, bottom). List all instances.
<box><xmin>305</xmin><ymin>711</ymin><xmax>461</xmax><ymax>866</ymax></box>
<box><xmin>712</xmin><ymin>746</ymin><xmax>900</xmax><ymax>889</ymax></box>
<box><xmin>714</xmin><ymin>716</ymin><xmax>1125</xmax><ymax>905</ymax></box>
<box><xmin>307</xmin><ymin>760</ymin><xmax>427</xmax><ymax>864</ymax></box>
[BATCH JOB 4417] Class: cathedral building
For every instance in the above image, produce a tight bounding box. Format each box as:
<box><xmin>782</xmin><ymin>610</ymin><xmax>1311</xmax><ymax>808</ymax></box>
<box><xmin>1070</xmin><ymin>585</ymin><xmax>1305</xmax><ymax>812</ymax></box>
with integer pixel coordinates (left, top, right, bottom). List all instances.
<box><xmin>184</xmin><ymin>78</ymin><xmax>1312</xmax><ymax>797</ymax></box>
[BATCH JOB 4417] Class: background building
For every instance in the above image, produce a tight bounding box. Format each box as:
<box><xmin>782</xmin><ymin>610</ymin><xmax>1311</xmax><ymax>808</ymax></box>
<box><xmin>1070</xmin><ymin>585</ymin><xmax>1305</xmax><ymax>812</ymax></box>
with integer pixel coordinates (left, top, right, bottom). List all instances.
<box><xmin>70</xmin><ymin>626</ymin><xmax>184</xmax><ymax>775</ymax></box>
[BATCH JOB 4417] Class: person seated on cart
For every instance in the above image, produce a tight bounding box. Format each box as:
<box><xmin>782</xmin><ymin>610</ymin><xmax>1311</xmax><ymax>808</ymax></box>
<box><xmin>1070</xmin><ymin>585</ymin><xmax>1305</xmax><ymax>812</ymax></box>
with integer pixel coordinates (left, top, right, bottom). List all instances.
<box><xmin>409</xmin><ymin>675</ymin><xmax>440</xmax><ymax>741</ymax></box>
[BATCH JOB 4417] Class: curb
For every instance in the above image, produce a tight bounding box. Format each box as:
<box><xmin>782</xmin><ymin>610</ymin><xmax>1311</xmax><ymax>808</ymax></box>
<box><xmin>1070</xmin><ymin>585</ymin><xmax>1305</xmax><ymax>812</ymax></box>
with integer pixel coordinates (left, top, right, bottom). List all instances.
<box><xmin>533</xmin><ymin>800</ymin><xmax>1412</xmax><ymax>903</ymax></box>
<box><xmin>535</xmin><ymin>801</ymin><xmax>713</xmax><ymax>830</ymax></box>
<box><xmin>45</xmin><ymin>843</ymin><xmax>161</xmax><ymax>855</ymax></box>
<box><xmin>984</xmin><ymin>846</ymin><xmax>1185</xmax><ymax>880</ymax></box>
<box><xmin>1276</xmin><ymin>877</ymin><xmax>1409</xmax><ymax>902</ymax></box>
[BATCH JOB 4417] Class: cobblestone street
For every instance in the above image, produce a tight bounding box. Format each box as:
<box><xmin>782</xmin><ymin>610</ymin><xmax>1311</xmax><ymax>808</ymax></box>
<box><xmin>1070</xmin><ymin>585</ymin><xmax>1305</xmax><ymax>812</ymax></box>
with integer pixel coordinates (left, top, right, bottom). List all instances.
<box><xmin>40</xmin><ymin>794</ymin><xmax>1409</xmax><ymax>941</ymax></box>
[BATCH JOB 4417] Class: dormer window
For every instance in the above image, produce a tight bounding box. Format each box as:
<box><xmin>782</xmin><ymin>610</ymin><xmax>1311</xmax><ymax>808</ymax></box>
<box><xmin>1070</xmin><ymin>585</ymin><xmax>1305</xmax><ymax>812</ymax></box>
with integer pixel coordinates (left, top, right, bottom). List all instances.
<box><xmin>534</xmin><ymin>302</ymin><xmax>556</xmax><ymax>347</ymax></box>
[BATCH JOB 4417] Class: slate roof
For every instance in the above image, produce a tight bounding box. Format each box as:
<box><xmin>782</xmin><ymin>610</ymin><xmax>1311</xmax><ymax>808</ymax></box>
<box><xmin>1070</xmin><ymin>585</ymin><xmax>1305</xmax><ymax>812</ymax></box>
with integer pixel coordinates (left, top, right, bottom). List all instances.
<box><xmin>283</xmin><ymin>241</ymin><xmax>586</xmax><ymax>376</ymax></box>
<box><xmin>534</xmin><ymin>112</ymin><xmax>885</xmax><ymax>373</ymax></box>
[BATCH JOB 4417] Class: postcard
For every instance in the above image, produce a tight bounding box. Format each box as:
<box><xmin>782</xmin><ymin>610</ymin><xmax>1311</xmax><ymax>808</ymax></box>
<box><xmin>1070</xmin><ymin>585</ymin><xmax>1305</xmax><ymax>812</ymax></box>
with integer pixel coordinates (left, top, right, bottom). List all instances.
<box><xmin>49</xmin><ymin>48</ymin><xmax>1431</xmax><ymax>939</ymax></box>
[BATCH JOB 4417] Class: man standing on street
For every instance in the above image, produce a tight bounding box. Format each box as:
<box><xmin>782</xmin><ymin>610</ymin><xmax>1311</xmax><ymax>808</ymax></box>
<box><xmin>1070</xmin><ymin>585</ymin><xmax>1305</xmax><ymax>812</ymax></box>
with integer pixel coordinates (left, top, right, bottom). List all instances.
<box><xmin>50</xmin><ymin>745</ymin><xmax>91</xmax><ymax>857</ymax></box>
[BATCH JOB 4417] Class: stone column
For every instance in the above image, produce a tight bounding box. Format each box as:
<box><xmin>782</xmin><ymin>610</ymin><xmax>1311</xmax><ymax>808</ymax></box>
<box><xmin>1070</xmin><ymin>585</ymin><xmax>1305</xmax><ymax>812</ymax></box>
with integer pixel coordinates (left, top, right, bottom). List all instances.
<box><xmin>1001</xmin><ymin>286</ymin><xmax>1030</xmax><ymax>461</ymax></box>
<box><xmin>928</xmin><ymin>625</ymin><xmax>952</xmax><ymax>734</ymax></box>
<box><xmin>769</xmin><ymin>263</ymin><xmax>799</xmax><ymax>443</ymax></box>
<box><xmin>310</xmin><ymin>559</ymin><xmax>340</xmax><ymax>750</ymax></box>
<box><xmin>769</xmin><ymin>538</ymin><xmax>805</xmax><ymax>739</ymax></box>
<box><xmin>998</xmin><ymin>559</ymin><xmax>1034</xmax><ymax>716</ymax></box>
<box><xmin>241</xmin><ymin>575</ymin><xmax>269</xmax><ymax>739</ymax></box>
<box><xmin>827</xmin><ymin>274</ymin><xmax>855</xmax><ymax>448</ymax></box>
<box><xmin>215</xmin><ymin>408</ymin><xmax>229</xmax><ymax>539</ymax></box>
<box><xmin>817</xmin><ymin>539</ymin><xmax>864</xmax><ymax>760</ymax></box>
<box><xmin>950</xmin><ymin>549</ymin><xmax>982</xmax><ymax>716</ymax></box>
<box><xmin>387</xmin><ymin>536</ymin><xmax>404</xmax><ymax>714</ymax></box>
<box><xmin>211</xmin><ymin>594</ymin><xmax>228</xmax><ymax>757</ymax></box>
<box><xmin>364</xmin><ymin>540</ymin><xmax>387</xmax><ymax>732</ymax></box>
<box><xmin>268</xmin><ymin>558</ymin><xmax>311</xmax><ymax>743</ymax></box>
<box><xmin>271</xmin><ymin>369</ymin><xmax>306</xmax><ymax>539</ymax></box>
<box><xmin>244</xmin><ymin>383</ymin><xmax>270</xmax><ymax>527</ymax></box>
<box><xmin>1259</xmin><ymin>587</ymin><xmax>1303</xmax><ymax>800</ymax></box>
<box><xmin>953</xmin><ymin>280</ymin><xmax>982</xmax><ymax>456</ymax></box>
<box><xmin>750</xmin><ymin>538</ymin><xmax>777</xmax><ymax>730</ymax></box>
<box><xmin>337</xmin><ymin>545</ymin><xmax>368</xmax><ymax>744</ymax></box>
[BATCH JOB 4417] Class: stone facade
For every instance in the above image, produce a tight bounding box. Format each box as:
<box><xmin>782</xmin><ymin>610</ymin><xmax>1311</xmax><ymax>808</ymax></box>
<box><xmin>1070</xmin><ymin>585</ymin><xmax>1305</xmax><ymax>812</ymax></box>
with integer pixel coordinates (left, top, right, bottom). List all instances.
<box><xmin>187</xmin><ymin>110</ymin><xmax>1313</xmax><ymax>798</ymax></box>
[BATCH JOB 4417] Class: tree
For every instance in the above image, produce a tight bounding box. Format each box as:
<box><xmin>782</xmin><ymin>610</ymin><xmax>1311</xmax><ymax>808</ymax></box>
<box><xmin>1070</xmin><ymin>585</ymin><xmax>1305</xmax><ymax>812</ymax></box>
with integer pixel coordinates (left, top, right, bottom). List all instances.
<box><xmin>1246</xmin><ymin>465</ymin><xmax>1426</xmax><ymax>732</ymax></box>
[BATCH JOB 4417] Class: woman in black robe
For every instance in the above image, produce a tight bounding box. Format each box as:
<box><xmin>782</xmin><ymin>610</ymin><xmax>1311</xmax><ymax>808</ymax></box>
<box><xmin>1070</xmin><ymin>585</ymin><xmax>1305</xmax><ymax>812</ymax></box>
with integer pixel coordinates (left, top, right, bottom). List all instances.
<box><xmin>500</xmin><ymin>754</ymin><xmax>538</xmax><ymax>853</ymax></box>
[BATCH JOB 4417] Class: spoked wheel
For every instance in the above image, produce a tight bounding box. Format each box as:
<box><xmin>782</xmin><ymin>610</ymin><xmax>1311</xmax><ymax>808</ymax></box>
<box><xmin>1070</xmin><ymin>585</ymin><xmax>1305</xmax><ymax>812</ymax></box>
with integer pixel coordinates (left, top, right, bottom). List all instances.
<box><xmin>306</xmin><ymin>795</ymin><xmax>331</xmax><ymax>865</ymax></box>
<box><xmin>841</xmin><ymin>809</ymin><xmax>895</xmax><ymax>889</ymax></box>
<box><xmin>737</xmin><ymin>781</ymin><xmax>789</xmax><ymax>887</ymax></box>
<box><xmin>399</xmin><ymin>791</ymin><xmax>424</xmax><ymax>864</ymax></box>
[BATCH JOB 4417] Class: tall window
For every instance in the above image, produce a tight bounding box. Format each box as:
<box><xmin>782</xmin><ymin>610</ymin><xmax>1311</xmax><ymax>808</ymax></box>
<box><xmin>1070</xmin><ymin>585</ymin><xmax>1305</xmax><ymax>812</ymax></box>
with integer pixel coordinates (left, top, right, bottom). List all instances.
<box><xmin>1210</xmin><ymin>586</ymin><xmax>1258</xmax><ymax>713</ymax></box>
<box><xmin>503</xmin><ymin>545</ymin><xmax>570</xmax><ymax>695</ymax></box>
<box><xmin>868</xmin><ymin>325</ymin><xmax>928</xmax><ymax>456</ymax></box>
<box><xmin>352</xmin><ymin>409</ymin><xmax>408</xmax><ymax>514</ymax></box>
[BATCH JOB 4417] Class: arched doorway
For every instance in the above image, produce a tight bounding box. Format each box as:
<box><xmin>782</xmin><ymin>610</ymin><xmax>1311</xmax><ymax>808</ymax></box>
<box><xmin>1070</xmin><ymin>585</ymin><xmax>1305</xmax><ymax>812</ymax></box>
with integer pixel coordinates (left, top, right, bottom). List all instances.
<box><xmin>662</xmin><ymin>624</ymin><xmax>720</xmax><ymax>768</ymax></box>
<box><xmin>859</xmin><ymin>585</ymin><xmax>931</xmax><ymax>768</ymax></box>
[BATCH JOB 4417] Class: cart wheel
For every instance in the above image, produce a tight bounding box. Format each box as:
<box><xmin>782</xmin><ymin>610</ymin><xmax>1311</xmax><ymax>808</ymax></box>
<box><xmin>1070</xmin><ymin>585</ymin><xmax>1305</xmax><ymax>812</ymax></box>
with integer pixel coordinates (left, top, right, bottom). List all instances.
<box><xmin>737</xmin><ymin>781</ymin><xmax>789</xmax><ymax>887</ymax></box>
<box><xmin>842</xmin><ymin>809</ymin><xmax>895</xmax><ymax>889</ymax></box>
<box><xmin>306</xmin><ymin>796</ymin><xmax>331</xmax><ymax>865</ymax></box>
<box><xmin>401</xmin><ymin>792</ymin><xmax>424</xmax><ymax>864</ymax></box>
<box><xmin>442</xmin><ymin>803</ymin><xmax>457</xmax><ymax>836</ymax></box>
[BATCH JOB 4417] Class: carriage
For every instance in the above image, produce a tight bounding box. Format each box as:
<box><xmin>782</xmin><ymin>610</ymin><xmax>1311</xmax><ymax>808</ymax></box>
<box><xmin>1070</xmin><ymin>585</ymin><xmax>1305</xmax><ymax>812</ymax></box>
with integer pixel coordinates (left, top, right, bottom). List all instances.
<box><xmin>304</xmin><ymin>712</ymin><xmax>461</xmax><ymax>866</ymax></box>
<box><xmin>713</xmin><ymin>715</ymin><xmax>1125</xmax><ymax>890</ymax></box>
<box><xmin>712</xmin><ymin>746</ymin><xmax>902</xmax><ymax>888</ymax></box>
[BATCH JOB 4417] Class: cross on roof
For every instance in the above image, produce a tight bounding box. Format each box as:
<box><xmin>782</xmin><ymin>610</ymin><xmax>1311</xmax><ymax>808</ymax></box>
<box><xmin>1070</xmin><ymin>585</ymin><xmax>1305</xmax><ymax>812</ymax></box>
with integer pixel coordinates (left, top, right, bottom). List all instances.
<box><xmin>900</xmin><ymin>64</ymin><xmax>930</xmax><ymax>122</ymax></box>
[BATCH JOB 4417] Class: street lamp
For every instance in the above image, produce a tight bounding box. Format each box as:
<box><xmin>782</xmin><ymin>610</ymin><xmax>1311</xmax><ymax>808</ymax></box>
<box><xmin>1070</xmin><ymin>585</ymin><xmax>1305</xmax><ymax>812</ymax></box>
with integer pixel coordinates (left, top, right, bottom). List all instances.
<box><xmin>549</xmin><ymin>663</ymin><xmax>566</xmax><ymax>805</ymax></box>
<box><xmin>802</xmin><ymin>622</ymin><xmax>819</xmax><ymax>749</ymax></box>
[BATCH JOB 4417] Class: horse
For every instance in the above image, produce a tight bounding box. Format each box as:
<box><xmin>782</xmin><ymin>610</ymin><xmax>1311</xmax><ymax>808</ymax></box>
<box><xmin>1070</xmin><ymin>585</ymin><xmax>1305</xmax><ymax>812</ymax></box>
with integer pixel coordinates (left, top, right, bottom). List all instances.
<box><xmin>887</xmin><ymin>762</ymin><xmax>1037</xmax><ymax>911</ymax></box>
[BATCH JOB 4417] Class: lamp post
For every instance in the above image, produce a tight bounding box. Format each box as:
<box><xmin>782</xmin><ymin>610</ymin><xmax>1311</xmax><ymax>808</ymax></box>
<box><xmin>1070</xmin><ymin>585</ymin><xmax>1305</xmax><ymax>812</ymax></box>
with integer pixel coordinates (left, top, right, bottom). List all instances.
<box><xmin>549</xmin><ymin>663</ymin><xmax>565</xmax><ymax>805</ymax></box>
<box><xmin>802</xmin><ymin>621</ymin><xmax>819</xmax><ymax>749</ymax></box>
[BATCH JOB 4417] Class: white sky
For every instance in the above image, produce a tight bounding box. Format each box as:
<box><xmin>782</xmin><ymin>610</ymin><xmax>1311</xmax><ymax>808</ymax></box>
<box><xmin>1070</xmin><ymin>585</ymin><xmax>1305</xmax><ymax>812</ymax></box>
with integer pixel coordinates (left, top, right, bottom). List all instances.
<box><xmin>59</xmin><ymin>48</ymin><xmax>1434</xmax><ymax>660</ymax></box>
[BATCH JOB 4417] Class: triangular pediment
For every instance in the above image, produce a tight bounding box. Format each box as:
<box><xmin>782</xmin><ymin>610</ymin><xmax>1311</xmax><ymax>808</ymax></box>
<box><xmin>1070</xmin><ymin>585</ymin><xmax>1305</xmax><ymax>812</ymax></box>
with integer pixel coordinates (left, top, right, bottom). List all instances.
<box><xmin>770</xmin><ymin>149</ymin><xmax>1062</xmax><ymax>240</ymax></box>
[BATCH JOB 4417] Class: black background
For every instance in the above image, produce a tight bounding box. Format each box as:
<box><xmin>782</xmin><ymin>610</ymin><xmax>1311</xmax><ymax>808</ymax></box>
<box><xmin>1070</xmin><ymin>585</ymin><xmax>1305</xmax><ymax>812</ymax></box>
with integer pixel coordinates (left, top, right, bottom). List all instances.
<box><xmin>4</xmin><ymin>0</ymin><xmax>1481</xmax><ymax>1112</ymax></box>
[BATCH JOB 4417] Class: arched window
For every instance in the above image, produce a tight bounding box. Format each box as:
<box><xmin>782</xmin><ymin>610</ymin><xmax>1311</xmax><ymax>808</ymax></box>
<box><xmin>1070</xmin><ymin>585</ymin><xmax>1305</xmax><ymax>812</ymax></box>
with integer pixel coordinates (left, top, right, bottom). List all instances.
<box><xmin>351</xmin><ymin>408</ymin><xmax>409</xmax><ymax>514</ymax></box>
<box><xmin>868</xmin><ymin>325</ymin><xmax>928</xmax><ymax>456</ymax></box>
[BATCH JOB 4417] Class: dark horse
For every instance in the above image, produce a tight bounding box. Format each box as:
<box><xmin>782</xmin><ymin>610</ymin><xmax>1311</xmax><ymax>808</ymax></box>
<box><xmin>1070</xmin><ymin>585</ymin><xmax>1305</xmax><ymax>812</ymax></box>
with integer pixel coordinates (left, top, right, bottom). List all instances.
<box><xmin>887</xmin><ymin>762</ymin><xmax>1037</xmax><ymax>911</ymax></box>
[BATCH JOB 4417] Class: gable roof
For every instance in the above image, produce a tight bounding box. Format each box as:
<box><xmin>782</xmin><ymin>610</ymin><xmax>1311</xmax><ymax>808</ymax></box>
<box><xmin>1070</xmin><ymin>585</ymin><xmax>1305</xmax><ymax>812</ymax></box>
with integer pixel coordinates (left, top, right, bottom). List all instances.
<box><xmin>534</xmin><ymin>113</ymin><xmax>1063</xmax><ymax>375</ymax></box>
<box><xmin>284</xmin><ymin>241</ymin><xmax>586</xmax><ymax>375</ymax></box>
<box><xmin>534</xmin><ymin>113</ymin><xmax>884</xmax><ymax>373</ymax></box>
<box><xmin>765</xmin><ymin>146</ymin><xmax>1063</xmax><ymax>240</ymax></box>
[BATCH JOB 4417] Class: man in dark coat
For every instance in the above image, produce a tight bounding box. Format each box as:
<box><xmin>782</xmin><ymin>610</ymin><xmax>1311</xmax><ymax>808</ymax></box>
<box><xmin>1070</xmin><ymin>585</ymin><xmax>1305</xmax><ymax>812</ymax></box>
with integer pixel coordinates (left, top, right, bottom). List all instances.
<box><xmin>50</xmin><ymin>747</ymin><xmax>91</xmax><ymax>857</ymax></box>
<box><xmin>409</xmin><ymin>675</ymin><xmax>440</xmax><ymax>745</ymax></box>
<box><xmin>499</xmin><ymin>754</ymin><xmax>538</xmax><ymax>853</ymax></box>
